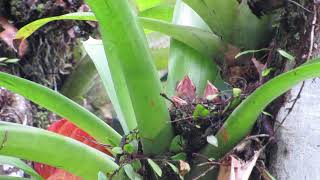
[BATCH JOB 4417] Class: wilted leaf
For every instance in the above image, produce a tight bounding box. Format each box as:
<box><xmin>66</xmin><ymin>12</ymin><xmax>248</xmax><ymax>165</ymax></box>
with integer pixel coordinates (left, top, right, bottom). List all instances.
<box><xmin>207</xmin><ymin>135</ymin><xmax>219</xmax><ymax>147</ymax></box>
<box><xmin>147</xmin><ymin>159</ymin><xmax>162</xmax><ymax>177</ymax></box>
<box><xmin>217</xmin><ymin>150</ymin><xmax>261</xmax><ymax>180</ymax></box>
<box><xmin>179</xmin><ymin>160</ymin><xmax>190</xmax><ymax>177</ymax></box>
<box><xmin>0</xmin><ymin>17</ymin><xmax>28</xmax><ymax>57</ymax></box>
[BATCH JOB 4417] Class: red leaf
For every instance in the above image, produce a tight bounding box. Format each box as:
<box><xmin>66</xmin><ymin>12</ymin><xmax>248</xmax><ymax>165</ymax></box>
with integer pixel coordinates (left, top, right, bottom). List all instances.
<box><xmin>34</xmin><ymin>119</ymin><xmax>112</xmax><ymax>179</ymax></box>
<box><xmin>176</xmin><ymin>75</ymin><xmax>196</xmax><ymax>101</ymax></box>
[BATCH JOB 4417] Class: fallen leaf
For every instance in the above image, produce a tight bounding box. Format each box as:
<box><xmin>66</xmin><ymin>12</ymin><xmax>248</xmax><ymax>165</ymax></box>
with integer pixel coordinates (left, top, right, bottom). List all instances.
<box><xmin>0</xmin><ymin>17</ymin><xmax>28</xmax><ymax>57</ymax></box>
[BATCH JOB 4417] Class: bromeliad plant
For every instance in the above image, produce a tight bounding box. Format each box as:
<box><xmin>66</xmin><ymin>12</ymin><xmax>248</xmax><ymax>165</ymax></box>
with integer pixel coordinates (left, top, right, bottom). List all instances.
<box><xmin>0</xmin><ymin>0</ymin><xmax>320</xmax><ymax>179</ymax></box>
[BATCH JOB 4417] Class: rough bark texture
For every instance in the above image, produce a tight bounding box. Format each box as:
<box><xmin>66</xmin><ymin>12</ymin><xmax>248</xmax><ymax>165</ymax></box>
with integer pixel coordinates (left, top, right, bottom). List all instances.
<box><xmin>270</xmin><ymin>4</ymin><xmax>320</xmax><ymax>179</ymax></box>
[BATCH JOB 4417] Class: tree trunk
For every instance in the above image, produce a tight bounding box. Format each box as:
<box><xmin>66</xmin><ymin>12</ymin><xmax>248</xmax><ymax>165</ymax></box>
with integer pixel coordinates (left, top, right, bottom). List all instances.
<box><xmin>270</xmin><ymin>7</ymin><xmax>320</xmax><ymax>179</ymax></box>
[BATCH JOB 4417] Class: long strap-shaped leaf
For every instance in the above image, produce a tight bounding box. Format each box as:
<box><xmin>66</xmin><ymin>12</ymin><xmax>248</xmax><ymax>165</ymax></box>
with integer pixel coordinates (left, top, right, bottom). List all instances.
<box><xmin>84</xmin><ymin>0</ymin><xmax>173</xmax><ymax>154</ymax></box>
<box><xmin>16</xmin><ymin>12</ymin><xmax>224</xmax><ymax>59</ymax></box>
<box><xmin>182</xmin><ymin>0</ymin><xmax>238</xmax><ymax>42</ymax></box>
<box><xmin>201</xmin><ymin>59</ymin><xmax>320</xmax><ymax>158</ymax></box>
<box><xmin>166</xmin><ymin>0</ymin><xmax>224</xmax><ymax>99</ymax></box>
<box><xmin>0</xmin><ymin>72</ymin><xmax>121</xmax><ymax>146</ymax></box>
<box><xmin>139</xmin><ymin>17</ymin><xmax>226</xmax><ymax>57</ymax></box>
<box><xmin>0</xmin><ymin>155</ymin><xmax>43</xmax><ymax>180</ymax></box>
<box><xmin>0</xmin><ymin>123</ymin><xmax>118</xmax><ymax>180</ymax></box>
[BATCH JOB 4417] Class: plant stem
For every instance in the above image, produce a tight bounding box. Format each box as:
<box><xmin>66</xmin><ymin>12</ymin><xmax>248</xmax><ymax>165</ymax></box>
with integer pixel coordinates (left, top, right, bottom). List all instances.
<box><xmin>84</xmin><ymin>0</ymin><xmax>174</xmax><ymax>154</ymax></box>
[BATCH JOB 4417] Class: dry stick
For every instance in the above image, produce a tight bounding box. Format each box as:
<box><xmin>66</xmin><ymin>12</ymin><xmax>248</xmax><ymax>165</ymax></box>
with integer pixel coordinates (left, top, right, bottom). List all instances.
<box><xmin>275</xmin><ymin>4</ymin><xmax>317</xmax><ymax>133</ymax></box>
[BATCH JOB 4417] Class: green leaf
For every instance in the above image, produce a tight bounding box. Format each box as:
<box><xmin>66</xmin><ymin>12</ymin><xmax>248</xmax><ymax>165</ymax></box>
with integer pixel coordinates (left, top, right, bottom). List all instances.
<box><xmin>193</xmin><ymin>104</ymin><xmax>210</xmax><ymax>120</ymax></box>
<box><xmin>171</xmin><ymin>152</ymin><xmax>187</xmax><ymax>161</ymax></box>
<box><xmin>201</xmin><ymin>58</ymin><xmax>320</xmax><ymax>159</ymax></box>
<box><xmin>135</xmin><ymin>0</ymin><xmax>175</xmax><ymax>11</ymax></box>
<box><xmin>4</xmin><ymin>59</ymin><xmax>20</xmax><ymax>63</ymax></box>
<box><xmin>17</xmin><ymin>12</ymin><xmax>224</xmax><ymax>59</ymax></box>
<box><xmin>111</xmin><ymin>147</ymin><xmax>123</xmax><ymax>155</ymax></box>
<box><xmin>0</xmin><ymin>72</ymin><xmax>121</xmax><ymax>146</ymax></box>
<box><xmin>139</xmin><ymin>4</ymin><xmax>174</xmax><ymax>22</ymax></box>
<box><xmin>84</xmin><ymin>0</ymin><xmax>173</xmax><ymax>154</ymax></box>
<box><xmin>206</xmin><ymin>135</ymin><xmax>218</xmax><ymax>147</ymax></box>
<box><xmin>0</xmin><ymin>155</ymin><xmax>43</xmax><ymax>180</ymax></box>
<box><xmin>147</xmin><ymin>159</ymin><xmax>162</xmax><ymax>177</ymax></box>
<box><xmin>16</xmin><ymin>12</ymin><xmax>96</xmax><ymax>40</ymax></box>
<box><xmin>123</xmin><ymin>144</ymin><xmax>135</xmax><ymax>154</ymax></box>
<box><xmin>0</xmin><ymin>176</ymin><xmax>29</xmax><ymax>180</ymax></box>
<box><xmin>140</xmin><ymin>17</ymin><xmax>226</xmax><ymax>58</ymax></box>
<box><xmin>83</xmin><ymin>38</ymin><xmax>137</xmax><ymax>135</ymax></box>
<box><xmin>123</xmin><ymin>164</ymin><xmax>143</xmax><ymax>180</ymax></box>
<box><xmin>169</xmin><ymin>135</ymin><xmax>184</xmax><ymax>153</ymax></box>
<box><xmin>235</xmin><ymin>48</ymin><xmax>270</xmax><ymax>59</ymax></box>
<box><xmin>262</xmin><ymin>68</ymin><xmax>274</xmax><ymax>77</ymax></box>
<box><xmin>0</xmin><ymin>123</ymin><xmax>118</xmax><ymax>180</ymax></box>
<box><xmin>167</xmin><ymin>162</ymin><xmax>183</xmax><ymax>179</ymax></box>
<box><xmin>98</xmin><ymin>172</ymin><xmax>108</xmax><ymax>180</ymax></box>
<box><xmin>0</xmin><ymin>57</ymin><xmax>8</xmax><ymax>62</ymax></box>
<box><xmin>183</xmin><ymin>0</ymin><xmax>271</xmax><ymax>49</ymax></box>
<box><xmin>166</xmin><ymin>0</ymin><xmax>226</xmax><ymax>99</ymax></box>
<box><xmin>182</xmin><ymin>0</ymin><xmax>238</xmax><ymax>42</ymax></box>
<box><xmin>277</xmin><ymin>49</ymin><xmax>295</xmax><ymax>62</ymax></box>
<box><xmin>232</xmin><ymin>88</ymin><xmax>242</xmax><ymax>98</ymax></box>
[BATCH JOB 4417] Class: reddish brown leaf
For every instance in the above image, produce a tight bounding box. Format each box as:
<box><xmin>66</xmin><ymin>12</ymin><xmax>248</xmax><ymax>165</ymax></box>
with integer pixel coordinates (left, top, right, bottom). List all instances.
<box><xmin>203</xmin><ymin>81</ymin><xmax>220</xmax><ymax>102</ymax></box>
<box><xmin>0</xmin><ymin>17</ymin><xmax>28</xmax><ymax>57</ymax></box>
<box><xmin>34</xmin><ymin>119</ymin><xmax>112</xmax><ymax>179</ymax></box>
<box><xmin>218</xmin><ymin>150</ymin><xmax>261</xmax><ymax>180</ymax></box>
<box><xmin>176</xmin><ymin>75</ymin><xmax>196</xmax><ymax>101</ymax></box>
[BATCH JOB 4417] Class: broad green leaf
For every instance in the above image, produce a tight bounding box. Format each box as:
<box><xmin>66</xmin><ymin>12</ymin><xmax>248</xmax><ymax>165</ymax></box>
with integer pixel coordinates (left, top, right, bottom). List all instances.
<box><xmin>84</xmin><ymin>0</ymin><xmax>173</xmax><ymax>154</ymax></box>
<box><xmin>135</xmin><ymin>0</ymin><xmax>175</xmax><ymax>11</ymax></box>
<box><xmin>206</xmin><ymin>135</ymin><xmax>218</xmax><ymax>147</ymax></box>
<box><xmin>183</xmin><ymin>0</ymin><xmax>271</xmax><ymax>49</ymax></box>
<box><xmin>16</xmin><ymin>12</ymin><xmax>96</xmax><ymax>40</ymax></box>
<box><xmin>83</xmin><ymin>38</ymin><xmax>136</xmax><ymax>135</ymax></box>
<box><xmin>166</xmin><ymin>0</ymin><xmax>225</xmax><ymax>99</ymax></box>
<box><xmin>277</xmin><ymin>49</ymin><xmax>295</xmax><ymax>62</ymax></box>
<box><xmin>140</xmin><ymin>17</ymin><xmax>226</xmax><ymax>57</ymax></box>
<box><xmin>98</xmin><ymin>172</ymin><xmax>108</xmax><ymax>180</ymax></box>
<box><xmin>234</xmin><ymin>1</ymin><xmax>272</xmax><ymax>49</ymax></box>
<box><xmin>0</xmin><ymin>155</ymin><xmax>43</xmax><ymax>180</ymax></box>
<box><xmin>123</xmin><ymin>144</ymin><xmax>135</xmax><ymax>154</ymax></box>
<box><xmin>123</xmin><ymin>164</ymin><xmax>143</xmax><ymax>180</ymax></box>
<box><xmin>0</xmin><ymin>72</ymin><xmax>121</xmax><ymax>146</ymax></box>
<box><xmin>147</xmin><ymin>159</ymin><xmax>162</xmax><ymax>177</ymax></box>
<box><xmin>0</xmin><ymin>123</ymin><xmax>118</xmax><ymax>180</ymax></box>
<box><xmin>182</xmin><ymin>0</ymin><xmax>238</xmax><ymax>42</ymax></box>
<box><xmin>201</xmin><ymin>58</ymin><xmax>320</xmax><ymax>158</ymax></box>
<box><xmin>139</xmin><ymin>4</ymin><xmax>174</xmax><ymax>22</ymax></box>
